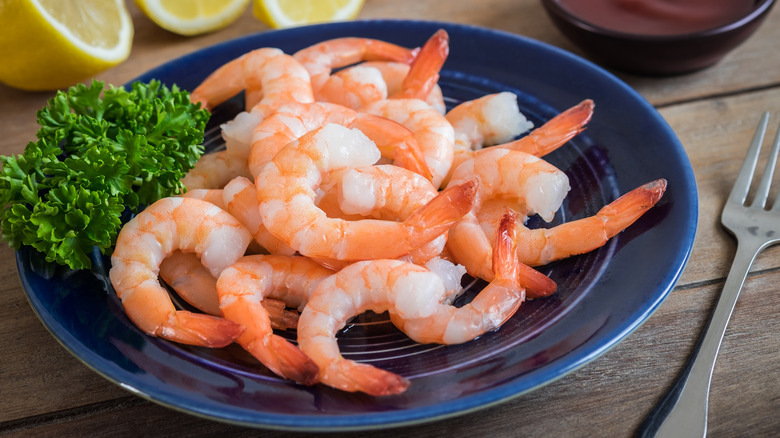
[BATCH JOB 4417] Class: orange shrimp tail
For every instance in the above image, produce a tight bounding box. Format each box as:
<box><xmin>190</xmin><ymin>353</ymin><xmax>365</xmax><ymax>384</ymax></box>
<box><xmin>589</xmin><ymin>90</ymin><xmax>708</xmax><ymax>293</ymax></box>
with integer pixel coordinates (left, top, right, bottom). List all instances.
<box><xmin>507</xmin><ymin>99</ymin><xmax>595</xmax><ymax>157</ymax></box>
<box><xmin>601</xmin><ymin>178</ymin><xmax>667</xmax><ymax>236</ymax></box>
<box><xmin>329</xmin><ymin>361</ymin><xmax>410</xmax><ymax>396</ymax></box>
<box><xmin>165</xmin><ymin>311</ymin><xmax>244</xmax><ymax>348</ymax></box>
<box><xmin>246</xmin><ymin>335</ymin><xmax>319</xmax><ymax>385</ymax></box>
<box><xmin>405</xmin><ymin>178</ymin><xmax>478</xmax><ymax>249</ymax></box>
<box><xmin>353</xmin><ymin>113</ymin><xmax>434</xmax><ymax>182</ymax></box>
<box><xmin>262</xmin><ymin>298</ymin><xmax>301</xmax><ymax>330</ymax></box>
<box><xmin>397</xmin><ymin>29</ymin><xmax>449</xmax><ymax>100</ymax></box>
<box><xmin>494</xmin><ymin>210</ymin><xmax>557</xmax><ymax>298</ymax></box>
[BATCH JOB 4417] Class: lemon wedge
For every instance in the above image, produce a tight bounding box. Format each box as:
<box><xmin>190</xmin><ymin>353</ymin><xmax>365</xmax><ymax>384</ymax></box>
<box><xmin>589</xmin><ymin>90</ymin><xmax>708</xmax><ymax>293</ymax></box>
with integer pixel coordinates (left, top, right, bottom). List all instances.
<box><xmin>135</xmin><ymin>0</ymin><xmax>251</xmax><ymax>36</ymax></box>
<box><xmin>0</xmin><ymin>0</ymin><xmax>133</xmax><ymax>91</ymax></box>
<box><xmin>253</xmin><ymin>0</ymin><xmax>365</xmax><ymax>28</ymax></box>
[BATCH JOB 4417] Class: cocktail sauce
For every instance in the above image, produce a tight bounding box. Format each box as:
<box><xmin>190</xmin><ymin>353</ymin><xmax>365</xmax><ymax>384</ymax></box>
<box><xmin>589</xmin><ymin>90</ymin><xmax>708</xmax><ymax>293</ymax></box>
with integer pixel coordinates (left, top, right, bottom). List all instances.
<box><xmin>556</xmin><ymin>0</ymin><xmax>758</xmax><ymax>35</ymax></box>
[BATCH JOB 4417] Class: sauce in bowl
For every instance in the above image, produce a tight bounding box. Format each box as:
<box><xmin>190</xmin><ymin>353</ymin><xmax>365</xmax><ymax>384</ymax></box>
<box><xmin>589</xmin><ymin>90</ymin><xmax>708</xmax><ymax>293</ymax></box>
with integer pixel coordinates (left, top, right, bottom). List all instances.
<box><xmin>556</xmin><ymin>0</ymin><xmax>758</xmax><ymax>35</ymax></box>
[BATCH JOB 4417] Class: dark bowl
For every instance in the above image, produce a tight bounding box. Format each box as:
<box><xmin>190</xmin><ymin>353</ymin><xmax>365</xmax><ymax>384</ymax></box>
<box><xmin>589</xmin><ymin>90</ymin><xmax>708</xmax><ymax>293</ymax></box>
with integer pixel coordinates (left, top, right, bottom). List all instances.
<box><xmin>541</xmin><ymin>0</ymin><xmax>775</xmax><ymax>75</ymax></box>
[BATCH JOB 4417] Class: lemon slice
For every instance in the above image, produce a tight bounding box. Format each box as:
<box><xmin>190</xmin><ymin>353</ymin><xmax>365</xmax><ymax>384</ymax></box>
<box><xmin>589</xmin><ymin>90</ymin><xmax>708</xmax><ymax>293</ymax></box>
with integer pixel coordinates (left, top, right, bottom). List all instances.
<box><xmin>0</xmin><ymin>0</ymin><xmax>133</xmax><ymax>91</ymax></box>
<box><xmin>135</xmin><ymin>0</ymin><xmax>251</xmax><ymax>36</ymax></box>
<box><xmin>254</xmin><ymin>0</ymin><xmax>365</xmax><ymax>28</ymax></box>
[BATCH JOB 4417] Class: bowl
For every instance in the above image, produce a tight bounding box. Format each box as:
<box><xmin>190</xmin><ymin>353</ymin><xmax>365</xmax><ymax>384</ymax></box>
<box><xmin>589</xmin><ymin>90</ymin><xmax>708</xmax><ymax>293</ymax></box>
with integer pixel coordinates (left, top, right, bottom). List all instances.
<box><xmin>541</xmin><ymin>0</ymin><xmax>776</xmax><ymax>75</ymax></box>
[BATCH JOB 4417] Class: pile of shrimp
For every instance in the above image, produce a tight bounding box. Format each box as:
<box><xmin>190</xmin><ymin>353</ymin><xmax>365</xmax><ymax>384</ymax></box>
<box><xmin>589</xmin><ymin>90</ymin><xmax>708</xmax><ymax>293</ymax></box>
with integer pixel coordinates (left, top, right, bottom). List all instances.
<box><xmin>108</xmin><ymin>30</ymin><xmax>667</xmax><ymax>396</ymax></box>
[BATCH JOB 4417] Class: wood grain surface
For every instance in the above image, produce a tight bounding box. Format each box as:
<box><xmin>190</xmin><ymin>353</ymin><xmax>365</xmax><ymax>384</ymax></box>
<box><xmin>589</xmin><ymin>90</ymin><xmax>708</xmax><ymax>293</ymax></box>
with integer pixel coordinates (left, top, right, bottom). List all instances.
<box><xmin>2</xmin><ymin>1</ymin><xmax>779</xmax><ymax>437</ymax></box>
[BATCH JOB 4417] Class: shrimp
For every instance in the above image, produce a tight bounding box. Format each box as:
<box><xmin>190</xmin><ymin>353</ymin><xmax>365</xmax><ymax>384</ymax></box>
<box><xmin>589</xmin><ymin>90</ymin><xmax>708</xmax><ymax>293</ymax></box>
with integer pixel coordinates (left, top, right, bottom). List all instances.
<box><xmin>292</xmin><ymin>36</ymin><xmax>417</xmax><ymax>101</ymax></box>
<box><xmin>247</xmin><ymin>101</ymin><xmax>431</xmax><ymax>181</ymax></box>
<box><xmin>182</xmin><ymin>150</ymin><xmax>252</xmax><ymax>190</ymax></box>
<box><xmin>318</xmin><ymin>164</ymin><xmax>446</xmax><ymax>264</ymax></box>
<box><xmin>476</xmin><ymin>179</ymin><xmax>668</xmax><ymax>267</ymax></box>
<box><xmin>390</xmin><ymin>210</ymin><xmax>556</xmax><ymax>344</ymax></box>
<box><xmin>445</xmin><ymin>99</ymin><xmax>594</xmax><ymax>184</ymax></box>
<box><xmin>445</xmin><ymin>148</ymin><xmax>571</xmax><ymax>281</ymax></box>
<box><xmin>363</xmin><ymin>98</ymin><xmax>455</xmax><ymax>188</ymax></box>
<box><xmin>297</xmin><ymin>259</ymin><xmax>448</xmax><ymax>395</ymax></box>
<box><xmin>109</xmin><ymin>197</ymin><xmax>252</xmax><ymax>347</ymax></box>
<box><xmin>216</xmin><ymin>254</ymin><xmax>334</xmax><ymax>384</ymax></box>
<box><xmin>222</xmin><ymin>176</ymin><xmax>297</xmax><ymax>255</ymax></box>
<box><xmin>314</xmin><ymin>29</ymin><xmax>449</xmax><ymax>113</ymax></box>
<box><xmin>183</xmin><ymin>177</ymin><xmax>296</xmax><ymax>255</ymax></box>
<box><xmin>159</xmin><ymin>251</ymin><xmax>300</xmax><ymax>330</ymax></box>
<box><xmin>255</xmin><ymin>123</ymin><xmax>477</xmax><ymax>261</ymax></box>
<box><xmin>190</xmin><ymin>48</ymin><xmax>314</xmax><ymax>114</ymax></box>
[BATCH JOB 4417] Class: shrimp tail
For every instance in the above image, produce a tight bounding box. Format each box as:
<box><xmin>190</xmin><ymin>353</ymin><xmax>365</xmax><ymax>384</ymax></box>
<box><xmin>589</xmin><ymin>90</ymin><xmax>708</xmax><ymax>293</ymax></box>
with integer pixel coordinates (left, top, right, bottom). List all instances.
<box><xmin>517</xmin><ymin>178</ymin><xmax>667</xmax><ymax>266</ymax></box>
<box><xmin>404</xmin><ymin>178</ymin><xmax>478</xmax><ymax>249</ymax></box>
<box><xmin>506</xmin><ymin>99</ymin><xmax>595</xmax><ymax>157</ymax></box>
<box><xmin>164</xmin><ymin>311</ymin><xmax>244</xmax><ymax>348</ymax></box>
<box><xmin>495</xmin><ymin>210</ymin><xmax>558</xmax><ymax>298</ymax></box>
<box><xmin>602</xmin><ymin>178</ymin><xmax>667</xmax><ymax>235</ymax></box>
<box><xmin>396</xmin><ymin>29</ymin><xmax>449</xmax><ymax>100</ymax></box>
<box><xmin>262</xmin><ymin>300</ymin><xmax>300</xmax><ymax>330</ymax></box>
<box><xmin>244</xmin><ymin>334</ymin><xmax>320</xmax><ymax>385</ymax></box>
<box><xmin>327</xmin><ymin>361</ymin><xmax>410</xmax><ymax>396</ymax></box>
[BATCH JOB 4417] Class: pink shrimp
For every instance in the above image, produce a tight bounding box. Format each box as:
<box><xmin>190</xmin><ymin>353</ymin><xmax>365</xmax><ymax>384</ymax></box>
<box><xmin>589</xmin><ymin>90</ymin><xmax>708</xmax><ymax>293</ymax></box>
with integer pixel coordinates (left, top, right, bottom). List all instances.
<box><xmin>446</xmin><ymin>99</ymin><xmax>595</xmax><ymax>181</ymax></box>
<box><xmin>318</xmin><ymin>164</ymin><xmax>446</xmax><ymax>264</ymax></box>
<box><xmin>190</xmin><ymin>48</ymin><xmax>314</xmax><ymax>114</ymax></box>
<box><xmin>296</xmin><ymin>259</ymin><xmax>448</xmax><ymax>395</ymax></box>
<box><xmin>363</xmin><ymin>98</ymin><xmax>455</xmax><ymax>188</ymax></box>
<box><xmin>390</xmin><ymin>210</ymin><xmax>556</xmax><ymax>344</ymax></box>
<box><xmin>477</xmin><ymin>179</ymin><xmax>668</xmax><ymax>267</ymax></box>
<box><xmin>255</xmin><ymin>123</ymin><xmax>477</xmax><ymax>261</ymax></box>
<box><xmin>181</xmin><ymin>150</ymin><xmax>253</xmax><ymax>190</ymax></box>
<box><xmin>109</xmin><ymin>197</ymin><xmax>252</xmax><ymax>347</ymax></box>
<box><xmin>314</xmin><ymin>29</ymin><xmax>449</xmax><ymax>113</ymax></box>
<box><xmin>292</xmin><ymin>36</ymin><xmax>417</xmax><ymax>101</ymax></box>
<box><xmin>445</xmin><ymin>148</ymin><xmax>571</xmax><ymax>281</ymax></box>
<box><xmin>216</xmin><ymin>254</ymin><xmax>334</xmax><ymax>385</ymax></box>
<box><xmin>159</xmin><ymin>251</ymin><xmax>299</xmax><ymax>330</ymax></box>
<box><xmin>247</xmin><ymin>101</ymin><xmax>432</xmax><ymax>181</ymax></box>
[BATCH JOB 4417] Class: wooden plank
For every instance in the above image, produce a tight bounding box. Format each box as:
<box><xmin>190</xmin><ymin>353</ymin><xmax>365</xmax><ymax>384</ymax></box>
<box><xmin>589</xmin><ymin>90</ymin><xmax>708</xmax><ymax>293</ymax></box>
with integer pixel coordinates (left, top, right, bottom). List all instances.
<box><xmin>659</xmin><ymin>87</ymin><xmax>780</xmax><ymax>286</ymax></box>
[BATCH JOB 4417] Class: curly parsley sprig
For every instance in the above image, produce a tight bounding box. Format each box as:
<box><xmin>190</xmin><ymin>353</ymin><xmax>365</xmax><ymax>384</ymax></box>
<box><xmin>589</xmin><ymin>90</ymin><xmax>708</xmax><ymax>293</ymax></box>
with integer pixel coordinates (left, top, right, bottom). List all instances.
<box><xmin>0</xmin><ymin>79</ymin><xmax>209</xmax><ymax>270</ymax></box>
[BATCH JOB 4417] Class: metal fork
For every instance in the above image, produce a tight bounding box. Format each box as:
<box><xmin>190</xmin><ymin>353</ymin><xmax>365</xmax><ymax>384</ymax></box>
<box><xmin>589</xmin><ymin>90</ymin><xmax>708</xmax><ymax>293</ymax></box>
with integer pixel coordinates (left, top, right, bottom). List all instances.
<box><xmin>639</xmin><ymin>113</ymin><xmax>780</xmax><ymax>437</ymax></box>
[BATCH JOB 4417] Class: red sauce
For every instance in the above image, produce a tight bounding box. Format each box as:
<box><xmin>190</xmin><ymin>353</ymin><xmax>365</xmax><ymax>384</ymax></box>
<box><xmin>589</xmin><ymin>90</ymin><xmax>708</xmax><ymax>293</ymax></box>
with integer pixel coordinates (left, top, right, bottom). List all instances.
<box><xmin>556</xmin><ymin>0</ymin><xmax>758</xmax><ymax>35</ymax></box>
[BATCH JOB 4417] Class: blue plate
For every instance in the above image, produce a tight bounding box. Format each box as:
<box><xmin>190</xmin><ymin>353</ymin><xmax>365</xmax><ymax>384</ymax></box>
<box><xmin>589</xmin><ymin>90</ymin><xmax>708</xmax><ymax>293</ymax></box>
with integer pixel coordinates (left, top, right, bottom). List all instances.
<box><xmin>17</xmin><ymin>20</ymin><xmax>697</xmax><ymax>431</ymax></box>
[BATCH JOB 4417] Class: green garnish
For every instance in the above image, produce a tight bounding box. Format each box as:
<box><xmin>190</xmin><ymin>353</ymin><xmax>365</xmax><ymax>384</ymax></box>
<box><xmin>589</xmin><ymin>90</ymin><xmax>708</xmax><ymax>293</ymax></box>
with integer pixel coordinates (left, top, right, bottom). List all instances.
<box><xmin>0</xmin><ymin>79</ymin><xmax>209</xmax><ymax>270</ymax></box>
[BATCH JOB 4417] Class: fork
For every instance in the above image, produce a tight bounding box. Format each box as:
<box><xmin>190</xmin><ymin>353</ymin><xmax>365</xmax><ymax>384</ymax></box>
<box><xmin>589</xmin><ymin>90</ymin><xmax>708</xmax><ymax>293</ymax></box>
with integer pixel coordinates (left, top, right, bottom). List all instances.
<box><xmin>638</xmin><ymin>113</ymin><xmax>780</xmax><ymax>437</ymax></box>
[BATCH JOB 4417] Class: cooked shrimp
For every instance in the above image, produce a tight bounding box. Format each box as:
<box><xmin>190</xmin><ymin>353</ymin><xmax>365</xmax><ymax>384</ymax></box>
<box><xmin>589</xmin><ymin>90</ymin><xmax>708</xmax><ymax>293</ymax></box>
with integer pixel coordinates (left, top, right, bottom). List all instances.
<box><xmin>315</xmin><ymin>29</ymin><xmax>449</xmax><ymax>112</ymax></box>
<box><xmin>445</xmin><ymin>148</ymin><xmax>571</xmax><ymax>281</ymax></box>
<box><xmin>318</xmin><ymin>164</ymin><xmax>446</xmax><ymax>263</ymax></box>
<box><xmin>222</xmin><ymin>176</ymin><xmax>297</xmax><ymax>255</ymax></box>
<box><xmin>293</xmin><ymin>36</ymin><xmax>417</xmax><ymax>101</ymax></box>
<box><xmin>391</xmin><ymin>210</ymin><xmax>556</xmax><ymax>344</ymax></box>
<box><xmin>190</xmin><ymin>48</ymin><xmax>314</xmax><ymax>114</ymax></box>
<box><xmin>360</xmin><ymin>61</ymin><xmax>446</xmax><ymax>114</ymax></box>
<box><xmin>445</xmin><ymin>99</ymin><xmax>594</xmax><ymax>183</ymax></box>
<box><xmin>159</xmin><ymin>251</ymin><xmax>299</xmax><ymax>330</ymax></box>
<box><xmin>216</xmin><ymin>254</ymin><xmax>334</xmax><ymax>384</ymax></box>
<box><xmin>477</xmin><ymin>179</ymin><xmax>668</xmax><ymax>267</ymax></box>
<box><xmin>182</xmin><ymin>150</ymin><xmax>252</xmax><ymax>190</ymax></box>
<box><xmin>297</xmin><ymin>259</ymin><xmax>448</xmax><ymax>395</ymax></box>
<box><xmin>363</xmin><ymin>98</ymin><xmax>455</xmax><ymax>188</ymax></box>
<box><xmin>255</xmin><ymin>123</ymin><xmax>477</xmax><ymax>261</ymax></box>
<box><xmin>248</xmin><ymin>101</ymin><xmax>431</xmax><ymax>181</ymax></box>
<box><xmin>109</xmin><ymin>197</ymin><xmax>252</xmax><ymax>347</ymax></box>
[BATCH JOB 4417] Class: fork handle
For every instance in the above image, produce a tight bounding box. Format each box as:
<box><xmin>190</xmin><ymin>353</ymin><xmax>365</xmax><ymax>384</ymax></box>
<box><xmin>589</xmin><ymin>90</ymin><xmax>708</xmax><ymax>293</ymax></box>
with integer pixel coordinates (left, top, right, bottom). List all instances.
<box><xmin>638</xmin><ymin>240</ymin><xmax>763</xmax><ymax>438</ymax></box>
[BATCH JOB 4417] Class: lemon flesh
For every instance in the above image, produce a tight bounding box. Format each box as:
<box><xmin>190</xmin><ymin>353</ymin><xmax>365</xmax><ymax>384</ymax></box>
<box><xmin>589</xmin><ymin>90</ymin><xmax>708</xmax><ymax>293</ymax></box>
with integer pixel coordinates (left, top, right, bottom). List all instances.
<box><xmin>254</xmin><ymin>0</ymin><xmax>365</xmax><ymax>28</ymax></box>
<box><xmin>0</xmin><ymin>0</ymin><xmax>133</xmax><ymax>91</ymax></box>
<box><xmin>135</xmin><ymin>0</ymin><xmax>251</xmax><ymax>36</ymax></box>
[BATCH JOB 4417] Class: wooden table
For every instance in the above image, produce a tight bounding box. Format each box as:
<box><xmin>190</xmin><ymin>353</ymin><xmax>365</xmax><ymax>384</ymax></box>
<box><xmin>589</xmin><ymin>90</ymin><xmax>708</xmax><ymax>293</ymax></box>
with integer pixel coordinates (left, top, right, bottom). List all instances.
<box><xmin>2</xmin><ymin>1</ymin><xmax>779</xmax><ymax>436</ymax></box>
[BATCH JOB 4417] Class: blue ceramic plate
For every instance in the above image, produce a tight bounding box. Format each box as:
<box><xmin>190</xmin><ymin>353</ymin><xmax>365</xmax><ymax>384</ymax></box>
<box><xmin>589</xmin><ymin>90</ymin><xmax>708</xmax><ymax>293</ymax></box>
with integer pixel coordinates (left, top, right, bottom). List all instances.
<box><xmin>17</xmin><ymin>20</ymin><xmax>697</xmax><ymax>431</ymax></box>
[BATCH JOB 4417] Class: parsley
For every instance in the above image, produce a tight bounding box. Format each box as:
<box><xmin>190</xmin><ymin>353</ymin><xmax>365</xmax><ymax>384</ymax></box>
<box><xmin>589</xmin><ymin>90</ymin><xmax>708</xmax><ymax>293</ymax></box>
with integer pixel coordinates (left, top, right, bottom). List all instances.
<box><xmin>0</xmin><ymin>79</ymin><xmax>209</xmax><ymax>270</ymax></box>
